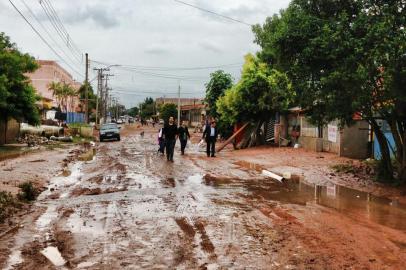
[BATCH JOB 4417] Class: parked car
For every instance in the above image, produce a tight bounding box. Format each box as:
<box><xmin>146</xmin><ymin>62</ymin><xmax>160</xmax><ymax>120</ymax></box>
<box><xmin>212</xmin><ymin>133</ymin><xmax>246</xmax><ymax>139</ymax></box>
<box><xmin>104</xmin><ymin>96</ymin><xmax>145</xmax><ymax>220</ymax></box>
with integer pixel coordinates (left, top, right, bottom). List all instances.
<box><xmin>116</xmin><ymin>118</ymin><xmax>124</xmax><ymax>124</ymax></box>
<box><xmin>99</xmin><ymin>123</ymin><xmax>120</xmax><ymax>142</ymax></box>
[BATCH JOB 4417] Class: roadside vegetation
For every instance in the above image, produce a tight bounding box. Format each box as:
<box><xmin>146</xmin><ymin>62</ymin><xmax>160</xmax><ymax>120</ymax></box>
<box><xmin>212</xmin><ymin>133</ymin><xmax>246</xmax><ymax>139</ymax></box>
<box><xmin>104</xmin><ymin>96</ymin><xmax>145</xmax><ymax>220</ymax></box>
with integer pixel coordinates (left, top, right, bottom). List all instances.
<box><xmin>203</xmin><ymin>0</ymin><xmax>405</xmax><ymax>183</ymax></box>
<box><xmin>0</xmin><ymin>32</ymin><xmax>40</xmax><ymax>126</ymax></box>
<box><xmin>0</xmin><ymin>182</ymin><xmax>38</xmax><ymax>223</ymax></box>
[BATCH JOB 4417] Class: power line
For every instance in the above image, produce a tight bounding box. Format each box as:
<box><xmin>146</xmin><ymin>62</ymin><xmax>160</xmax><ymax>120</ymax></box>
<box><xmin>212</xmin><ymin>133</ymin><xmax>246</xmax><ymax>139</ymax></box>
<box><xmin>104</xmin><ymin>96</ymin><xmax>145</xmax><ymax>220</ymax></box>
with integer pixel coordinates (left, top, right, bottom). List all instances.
<box><xmin>38</xmin><ymin>0</ymin><xmax>82</xmax><ymax>62</ymax></box>
<box><xmin>91</xmin><ymin>59</ymin><xmax>242</xmax><ymax>71</ymax></box>
<box><xmin>19</xmin><ymin>0</ymin><xmax>82</xmax><ymax>68</ymax></box>
<box><xmin>112</xmin><ymin>88</ymin><xmax>204</xmax><ymax>95</ymax></box>
<box><xmin>117</xmin><ymin>68</ymin><xmax>208</xmax><ymax>81</ymax></box>
<box><xmin>41</xmin><ymin>0</ymin><xmax>82</xmax><ymax>56</ymax></box>
<box><xmin>8</xmin><ymin>0</ymin><xmax>84</xmax><ymax>79</ymax></box>
<box><xmin>173</xmin><ymin>0</ymin><xmax>252</xmax><ymax>26</ymax></box>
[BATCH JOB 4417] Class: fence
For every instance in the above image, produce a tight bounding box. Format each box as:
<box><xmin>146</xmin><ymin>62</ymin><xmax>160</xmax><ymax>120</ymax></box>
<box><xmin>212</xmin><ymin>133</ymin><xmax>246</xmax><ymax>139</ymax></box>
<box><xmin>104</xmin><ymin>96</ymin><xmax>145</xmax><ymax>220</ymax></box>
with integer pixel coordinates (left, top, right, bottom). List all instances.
<box><xmin>66</xmin><ymin>112</ymin><xmax>85</xmax><ymax>124</ymax></box>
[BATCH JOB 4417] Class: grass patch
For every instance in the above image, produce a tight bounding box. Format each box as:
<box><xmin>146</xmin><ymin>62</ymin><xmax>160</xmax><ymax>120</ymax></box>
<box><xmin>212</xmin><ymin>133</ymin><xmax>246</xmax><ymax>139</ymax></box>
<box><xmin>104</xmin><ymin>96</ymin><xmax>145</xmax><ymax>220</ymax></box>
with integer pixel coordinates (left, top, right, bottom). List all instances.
<box><xmin>68</xmin><ymin>123</ymin><xmax>91</xmax><ymax>128</ymax></box>
<box><xmin>331</xmin><ymin>163</ymin><xmax>356</xmax><ymax>174</ymax></box>
<box><xmin>17</xmin><ymin>181</ymin><xmax>39</xmax><ymax>202</ymax></box>
<box><xmin>0</xmin><ymin>191</ymin><xmax>22</xmax><ymax>223</ymax></box>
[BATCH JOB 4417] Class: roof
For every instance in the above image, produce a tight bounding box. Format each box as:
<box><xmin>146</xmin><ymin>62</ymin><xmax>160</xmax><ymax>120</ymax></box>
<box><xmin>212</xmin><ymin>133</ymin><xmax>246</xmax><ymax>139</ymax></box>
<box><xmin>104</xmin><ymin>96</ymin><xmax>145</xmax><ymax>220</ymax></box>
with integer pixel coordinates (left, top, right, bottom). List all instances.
<box><xmin>180</xmin><ymin>104</ymin><xmax>206</xmax><ymax>110</ymax></box>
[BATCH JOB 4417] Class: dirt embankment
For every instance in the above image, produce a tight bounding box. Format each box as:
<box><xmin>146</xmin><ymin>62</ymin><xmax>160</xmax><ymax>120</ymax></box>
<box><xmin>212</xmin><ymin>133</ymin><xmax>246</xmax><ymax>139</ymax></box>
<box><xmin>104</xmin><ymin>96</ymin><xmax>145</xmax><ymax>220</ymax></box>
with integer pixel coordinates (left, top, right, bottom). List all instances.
<box><xmin>0</xmin><ymin>145</ymin><xmax>91</xmax><ymax>232</ymax></box>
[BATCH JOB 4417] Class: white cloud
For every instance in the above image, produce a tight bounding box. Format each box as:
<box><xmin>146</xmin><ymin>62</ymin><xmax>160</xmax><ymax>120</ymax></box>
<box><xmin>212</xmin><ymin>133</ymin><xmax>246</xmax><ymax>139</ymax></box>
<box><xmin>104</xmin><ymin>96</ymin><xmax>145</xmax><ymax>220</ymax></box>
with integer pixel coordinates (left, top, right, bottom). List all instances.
<box><xmin>0</xmin><ymin>0</ymin><xmax>290</xmax><ymax>107</ymax></box>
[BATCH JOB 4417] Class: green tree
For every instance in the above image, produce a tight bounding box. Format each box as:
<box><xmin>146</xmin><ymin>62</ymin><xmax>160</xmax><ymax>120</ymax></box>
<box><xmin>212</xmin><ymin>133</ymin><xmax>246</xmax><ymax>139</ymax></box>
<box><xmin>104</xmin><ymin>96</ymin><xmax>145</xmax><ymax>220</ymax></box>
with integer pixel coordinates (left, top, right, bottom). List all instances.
<box><xmin>205</xmin><ymin>70</ymin><xmax>233</xmax><ymax>118</ymax></box>
<box><xmin>217</xmin><ymin>54</ymin><xmax>295</xmax><ymax>125</ymax></box>
<box><xmin>48</xmin><ymin>81</ymin><xmax>77</xmax><ymax>112</ymax></box>
<box><xmin>78</xmin><ymin>82</ymin><xmax>97</xmax><ymax>114</ymax></box>
<box><xmin>0</xmin><ymin>32</ymin><xmax>40</xmax><ymax>125</ymax></box>
<box><xmin>253</xmin><ymin>0</ymin><xmax>406</xmax><ymax>181</ymax></box>
<box><xmin>126</xmin><ymin>106</ymin><xmax>139</xmax><ymax>117</ymax></box>
<box><xmin>140</xmin><ymin>97</ymin><xmax>155</xmax><ymax>119</ymax></box>
<box><xmin>159</xmin><ymin>103</ymin><xmax>178</xmax><ymax>124</ymax></box>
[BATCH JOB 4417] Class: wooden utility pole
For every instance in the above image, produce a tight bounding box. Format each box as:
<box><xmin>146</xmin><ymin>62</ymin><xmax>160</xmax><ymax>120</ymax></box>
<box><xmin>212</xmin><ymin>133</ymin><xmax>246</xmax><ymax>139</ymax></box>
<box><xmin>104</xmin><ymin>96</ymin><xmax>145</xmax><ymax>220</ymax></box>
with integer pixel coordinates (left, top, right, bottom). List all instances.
<box><xmin>177</xmin><ymin>81</ymin><xmax>181</xmax><ymax>126</ymax></box>
<box><xmin>216</xmin><ymin>123</ymin><xmax>249</xmax><ymax>153</ymax></box>
<box><xmin>85</xmin><ymin>53</ymin><xmax>89</xmax><ymax>123</ymax></box>
<box><xmin>94</xmin><ymin>68</ymin><xmax>103</xmax><ymax>125</ymax></box>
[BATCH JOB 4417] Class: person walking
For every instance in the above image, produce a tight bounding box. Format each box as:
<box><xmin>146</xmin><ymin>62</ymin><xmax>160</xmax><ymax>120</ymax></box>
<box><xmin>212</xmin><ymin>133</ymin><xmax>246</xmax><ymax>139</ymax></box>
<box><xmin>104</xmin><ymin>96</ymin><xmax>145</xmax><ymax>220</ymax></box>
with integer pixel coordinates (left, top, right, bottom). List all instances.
<box><xmin>178</xmin><ymin>121</ymin><xmax>190</xmax><ymax>155</ymax></box>
<box><xmin>202</xmin><ymin>120</ymin><xmax>218</xmax><ymax>157</ymax></box>
<box><xmin>158</xmin><ymin>127</ymin><xmax>165</xmax><ymax>155</ymax></box>
<box><xmin>163</xmin><ymin>116</ymin><xmax>178</xmax><ymax>162</ymax></box>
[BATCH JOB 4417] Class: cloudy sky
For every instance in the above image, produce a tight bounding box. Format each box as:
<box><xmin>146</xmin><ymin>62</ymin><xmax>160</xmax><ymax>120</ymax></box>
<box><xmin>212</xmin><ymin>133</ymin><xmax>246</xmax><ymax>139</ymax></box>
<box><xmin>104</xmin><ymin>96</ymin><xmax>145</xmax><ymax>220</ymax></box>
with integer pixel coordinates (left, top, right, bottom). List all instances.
<box><xmin>1</xmin><ymin>0</ymin><xmax>290</xmax><ymax>108</ymax></box>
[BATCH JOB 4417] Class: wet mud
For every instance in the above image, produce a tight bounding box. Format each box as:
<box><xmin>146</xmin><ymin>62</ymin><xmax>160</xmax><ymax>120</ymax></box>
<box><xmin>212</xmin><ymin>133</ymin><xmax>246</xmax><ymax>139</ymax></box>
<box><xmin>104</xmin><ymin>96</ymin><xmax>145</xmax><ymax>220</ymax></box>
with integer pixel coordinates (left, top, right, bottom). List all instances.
<box><xmin>1</xmin><ymin>125</ymin><xmax>405</xmax><ymax>269</ymax></box>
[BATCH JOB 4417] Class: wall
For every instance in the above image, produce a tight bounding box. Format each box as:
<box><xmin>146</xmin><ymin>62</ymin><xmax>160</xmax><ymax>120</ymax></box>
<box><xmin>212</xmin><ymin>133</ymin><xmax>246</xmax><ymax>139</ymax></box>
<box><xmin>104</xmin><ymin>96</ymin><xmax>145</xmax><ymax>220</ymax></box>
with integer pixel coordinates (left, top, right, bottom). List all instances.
<box><xmin>340</xmin><ymin>121</ymin><xmax>369</xmax><ymax>159</ymax></box>
<box><xmin>0</xmin><ymin>118</ymin><xmax>20</xmax><ymax>145</ymax></box>
<box><xmin>27</xmin><ymin>60</ymin><xmax>81</xmax><ymax>112</ymax></box>
<box><xmin>297</xmin><ymin>117</ymin><xmax>369</xmax><ymax>159</ymax></box>
<box><xmin>298</xmin><ymin>117</ymin><xmax>340</xmax><ymax>154</ymax></box>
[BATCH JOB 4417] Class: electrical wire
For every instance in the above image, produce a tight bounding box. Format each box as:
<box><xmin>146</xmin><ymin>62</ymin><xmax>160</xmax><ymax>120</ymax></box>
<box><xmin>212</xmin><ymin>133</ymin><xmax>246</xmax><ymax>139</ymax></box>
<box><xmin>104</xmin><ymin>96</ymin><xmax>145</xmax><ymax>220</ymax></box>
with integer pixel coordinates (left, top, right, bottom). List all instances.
<box><xmin>19</xmin><ymin>0</ymin><xmax>82</xmax><ymax>68</ymax></box>
<box><xmin>172</xmin><ymin>0</ymin><xmax>252</xmax><ymax>26</ymax></box>
<box><xmin>8</xmin><ymin>0</ymin><xmax>84</xmax><ymax>79</ymax></box>
<box><xmin>39</xmin><ymin>0</ymin><xmax>82</xmax><ymax>62</ymax></box>
<box><xmin>91</xmin><ymin>59</ymin><xmax>242</xmax><ymax>71</ymax></box>
<box><xmin>42</xmin><ymin>0</ymin><xmax>82</xmax><ymax>56</ymax></box>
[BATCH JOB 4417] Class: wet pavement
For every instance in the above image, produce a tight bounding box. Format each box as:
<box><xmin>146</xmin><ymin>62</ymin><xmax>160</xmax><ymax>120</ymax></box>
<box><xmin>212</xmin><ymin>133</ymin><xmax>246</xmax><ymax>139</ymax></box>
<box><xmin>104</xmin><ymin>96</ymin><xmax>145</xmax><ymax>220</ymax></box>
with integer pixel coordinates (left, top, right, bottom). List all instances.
<box><xmin>1</xmin><ymin>126</ymin><xmax>406</xmax><ymax>269</ymax></box>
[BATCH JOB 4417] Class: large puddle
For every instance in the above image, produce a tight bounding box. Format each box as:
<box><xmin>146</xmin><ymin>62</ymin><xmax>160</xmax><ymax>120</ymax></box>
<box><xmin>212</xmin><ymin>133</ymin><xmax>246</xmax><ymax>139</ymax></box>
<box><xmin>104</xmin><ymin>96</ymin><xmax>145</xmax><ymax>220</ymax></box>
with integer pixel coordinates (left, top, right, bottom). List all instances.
<box><xmin>220</xmin><ymin>162</ymin><xmax>406</xmax><ymax>231</ymax></box>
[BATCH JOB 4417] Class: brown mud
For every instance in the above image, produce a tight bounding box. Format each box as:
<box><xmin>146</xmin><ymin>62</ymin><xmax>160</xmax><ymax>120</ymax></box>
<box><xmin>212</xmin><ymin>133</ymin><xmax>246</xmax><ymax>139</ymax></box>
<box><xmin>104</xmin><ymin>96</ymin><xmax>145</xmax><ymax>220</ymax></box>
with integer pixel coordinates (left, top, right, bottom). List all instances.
<box><xmin>0</xmin><ymin>124</ymin><xmax>405</xmax><ymax>269</ymax></box>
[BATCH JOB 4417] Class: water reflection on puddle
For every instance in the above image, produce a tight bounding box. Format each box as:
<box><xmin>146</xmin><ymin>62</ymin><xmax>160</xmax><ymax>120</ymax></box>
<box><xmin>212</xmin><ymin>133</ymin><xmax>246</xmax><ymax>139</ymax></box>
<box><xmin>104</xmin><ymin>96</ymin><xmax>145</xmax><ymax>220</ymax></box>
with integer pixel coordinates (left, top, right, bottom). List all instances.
<box><xmin>247</xmin><ymin>180</ymin><xmax>406</xmax><ymax>230</ymax></box>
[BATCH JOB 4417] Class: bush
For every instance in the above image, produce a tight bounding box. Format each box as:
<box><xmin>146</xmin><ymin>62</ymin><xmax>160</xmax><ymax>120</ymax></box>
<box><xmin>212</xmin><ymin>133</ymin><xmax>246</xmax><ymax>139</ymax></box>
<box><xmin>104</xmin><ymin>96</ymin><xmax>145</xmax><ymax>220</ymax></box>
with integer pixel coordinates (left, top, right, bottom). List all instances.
<box><xmin>18</xmin><ymin>182</ymin><xmax>38</xmax><ymax>201</ymax></box>
<box><xmin>0</xmin><ymin>191</ymin><xmax>19</xmax><ymax>223</ymax></box>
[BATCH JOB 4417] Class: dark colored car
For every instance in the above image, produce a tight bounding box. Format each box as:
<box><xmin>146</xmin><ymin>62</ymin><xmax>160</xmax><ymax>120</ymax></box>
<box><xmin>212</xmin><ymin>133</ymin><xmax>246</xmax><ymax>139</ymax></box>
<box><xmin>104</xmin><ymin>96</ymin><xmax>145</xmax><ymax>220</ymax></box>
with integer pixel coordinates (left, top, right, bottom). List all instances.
<box><xmin>99</xmin><ymin>123</ymin><xmax>120</xmax><ymax>142</ymax></box>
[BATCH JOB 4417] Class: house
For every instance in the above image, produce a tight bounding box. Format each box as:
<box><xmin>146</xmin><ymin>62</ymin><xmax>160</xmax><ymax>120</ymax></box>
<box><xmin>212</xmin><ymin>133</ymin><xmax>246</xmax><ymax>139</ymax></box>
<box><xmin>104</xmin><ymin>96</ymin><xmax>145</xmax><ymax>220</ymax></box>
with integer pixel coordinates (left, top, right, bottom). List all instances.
<box><xmin>156</xmin><ymin>97</ymin><xmax>206</xmax><ymax>127</ymax></box>
<box><xmin>180</xmin><ymin>103</ymin><xmax>206</xmax><ymax>127</ymax></box>
<box><xmin>27</xmin><ymin>60</ymin><xmax>82</xmax><ymax>119</ymax></box>
<box><xmin>275</xmin><ymin>108</ymin><xmax>370</xmax><ymax>159</ymax></box>
<box><xmin>155</xmin><ymin>97</ymin><xmax>203</xmax><ymax>107</ymax></box>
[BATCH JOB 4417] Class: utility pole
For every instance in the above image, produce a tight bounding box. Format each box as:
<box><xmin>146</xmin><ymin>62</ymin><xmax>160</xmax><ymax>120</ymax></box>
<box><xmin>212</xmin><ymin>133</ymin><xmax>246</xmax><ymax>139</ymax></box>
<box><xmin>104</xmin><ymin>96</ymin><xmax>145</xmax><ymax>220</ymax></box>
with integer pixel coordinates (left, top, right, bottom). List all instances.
<box><xmin>85</xmin><ymin>53</ymin><xmax>89</xmax><ymax>123</ymax></box>
<box><xmin>177</xmin><ymin>81</ymin><xmax>181</xmax><ymax>127</ymax></box>
<box><xmin>103</xmin><ymin>74</ymin><xmax>114</xmax><ymax>121</ymax></box>
<box><xmin>94</xmin><ymin>68</ymin><xmax>104</xmax><ymax>125</ymax></box>
<box><xmin>95</xmin><ymin>69</ymin><xmax>100</xmax><ymax>125</ymax></box>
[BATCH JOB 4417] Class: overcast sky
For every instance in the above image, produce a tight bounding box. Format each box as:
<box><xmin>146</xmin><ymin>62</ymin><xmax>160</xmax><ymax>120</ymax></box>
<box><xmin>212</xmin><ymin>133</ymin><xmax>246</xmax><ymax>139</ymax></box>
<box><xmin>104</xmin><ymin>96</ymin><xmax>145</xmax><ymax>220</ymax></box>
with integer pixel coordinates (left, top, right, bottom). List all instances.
<box><xmin>1</xmin><ymin>0</ymin><xmax>290</xmax><ymax>108</ymax></box>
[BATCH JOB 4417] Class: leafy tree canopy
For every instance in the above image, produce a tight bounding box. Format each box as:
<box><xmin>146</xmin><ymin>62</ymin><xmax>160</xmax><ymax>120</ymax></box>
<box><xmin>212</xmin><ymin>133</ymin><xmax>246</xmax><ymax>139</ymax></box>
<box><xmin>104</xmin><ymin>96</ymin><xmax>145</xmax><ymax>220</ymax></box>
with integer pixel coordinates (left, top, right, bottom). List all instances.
<box><xmin>217</xmin><ymin>54</ymin><xmax>295</xmax><ymax>125</ymax></box>
<box><xmin>159</xmin><ymin>103</ymin><xmax>178</xmax><ymax>124</ymax></box>
<box><xmin>0</xmin><ymin>32</ymin><xmax>40</xmax><ymax>125</ymax></box>
<box><xmin>126</xmin><ymin>106</ymin><xmax>139</xmax><ymax>117</ymax></box>
<box><xmin>252</xmin><ymin>0</ymin><xmax>406</xmax><ymax>181</ymax></box>
<box><xmin>205</xmin><ymin>70</ymin><xmax>233</xmax><ymax>118</ymax></box>
<box><xmin>140</xmin><ymin>97</ymin><xmax>155</xmax><ymax>119</ymax></box>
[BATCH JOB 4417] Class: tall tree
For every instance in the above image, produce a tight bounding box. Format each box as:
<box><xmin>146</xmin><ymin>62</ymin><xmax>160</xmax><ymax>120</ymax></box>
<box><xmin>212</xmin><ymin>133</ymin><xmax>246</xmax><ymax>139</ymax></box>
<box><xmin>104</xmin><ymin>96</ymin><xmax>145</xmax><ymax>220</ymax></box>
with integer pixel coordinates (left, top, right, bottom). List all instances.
<box><xmin>140</xmin><ymin>97</ymin><xmax>155</xmax><ymax>119</ymax></box>
<box><xmin>205</xmin><ymin>70</ymin><xmax>233</xmax><ymax>119</ymax></box>
<box><xmin>253</xmin><ymin>0</ymin><xmax>406</xmax><ymax>181</ymax></box>
<box><xmin>159</xmin><ymin>103</ymin><xmax>178</xmax><ymax>124</ymax></box>
<box><xmin>0</xmin><ymin>32</ymin><xmax>39</xmax><ymax>125</ymax></box>
<box><xmin>126</xmin><ymin>106</ymin><xmax>139</xmax><ymax>117</ymax></box>
<box><xmin>78</xmin><ymin>82</ymin><xmax>96</xmax><ymax>114</ymax></box>
<box><xmin>217</xmin><ymin>54</ymin><xmax>295</xmax><ymax>125</ymax></box>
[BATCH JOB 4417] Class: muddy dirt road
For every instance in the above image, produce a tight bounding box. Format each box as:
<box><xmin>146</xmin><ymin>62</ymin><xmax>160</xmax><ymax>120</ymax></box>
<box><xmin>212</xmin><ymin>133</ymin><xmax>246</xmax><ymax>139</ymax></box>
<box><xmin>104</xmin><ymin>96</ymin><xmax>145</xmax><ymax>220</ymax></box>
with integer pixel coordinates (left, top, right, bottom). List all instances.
<box><xmin>1</xmin><ymin>125</ymin><xmax>406</xmax><ymax>269</ymax></box>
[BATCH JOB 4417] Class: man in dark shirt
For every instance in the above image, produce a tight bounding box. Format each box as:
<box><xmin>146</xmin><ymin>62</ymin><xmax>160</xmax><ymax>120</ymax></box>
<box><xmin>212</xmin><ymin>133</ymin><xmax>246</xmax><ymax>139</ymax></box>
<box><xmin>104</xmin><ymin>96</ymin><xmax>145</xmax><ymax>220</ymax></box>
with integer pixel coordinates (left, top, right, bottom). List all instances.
<box><xmin>202</xmin><ymin>120</ymin><xmax>218</xmax><ymax>157</ymax></box>
<box><xmin>163</xmin><ymin>116</ymin><xmax>178</xmax><ymax>162</ymax></box>
<box><xmin>178</xmin><ymin>121</ymin><xmax>190</xmax><ymax>155</ymax></box>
